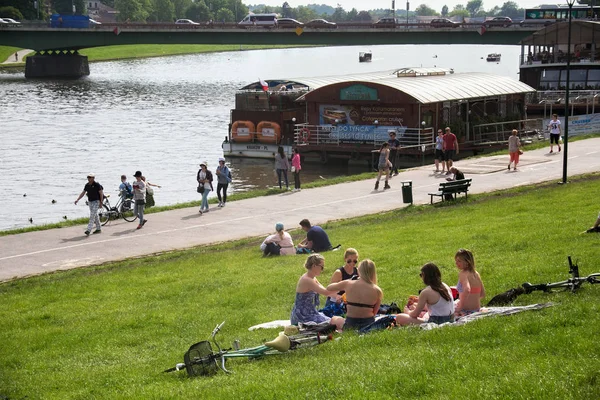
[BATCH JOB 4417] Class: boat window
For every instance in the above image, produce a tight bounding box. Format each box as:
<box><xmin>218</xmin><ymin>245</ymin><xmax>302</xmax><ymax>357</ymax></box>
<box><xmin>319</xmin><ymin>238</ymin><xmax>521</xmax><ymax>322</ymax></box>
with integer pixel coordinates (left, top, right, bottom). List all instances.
<box><xmin>568</xmin><ymin>70</ymin><xmax>587</xmax><ymax>81</ymax></box>
<box><xmin>587</xmin><ymin>81</ymin><xmax>600</xmax><ymax>89</ymax></box>
<box><xmin>540</xmin><ymin>70</ymin><xmax>560</xmax><ymax>81</ymax></box>
<box><xmin>588</xmin><ymin>70</ymin><xmax>600</xmax><ymax>80</ymax></box>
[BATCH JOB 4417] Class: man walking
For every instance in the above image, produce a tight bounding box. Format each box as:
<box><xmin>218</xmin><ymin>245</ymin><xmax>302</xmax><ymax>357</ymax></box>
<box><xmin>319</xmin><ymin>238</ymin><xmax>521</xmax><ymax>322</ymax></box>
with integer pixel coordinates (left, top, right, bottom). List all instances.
<box><xmin>74</xmin><ymin>173</ymin><xmax>104</xmax><ymax>236</ymax></box>
<box><xmin>132</xmin><ymin>171</ymin><xmax>147</xmax><ymax>229</ymax></box>
<box><xmin>387</xmin><ymin>131</ymin><xmax>401</xmax><ymax>176</ymax></box>
<box><xmin>443</xmin><ymin>127</ymin><xmax>459</xmax><ymax>174</ymax></box>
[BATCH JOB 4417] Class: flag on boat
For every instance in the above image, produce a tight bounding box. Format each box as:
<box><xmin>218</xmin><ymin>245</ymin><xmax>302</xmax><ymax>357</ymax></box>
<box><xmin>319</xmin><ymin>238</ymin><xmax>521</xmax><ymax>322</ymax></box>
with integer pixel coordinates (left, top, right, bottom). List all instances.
<box><xmin>259</xmin><ymin>78</ymin><xmax>269</xmax><ymax>91</ymax></box>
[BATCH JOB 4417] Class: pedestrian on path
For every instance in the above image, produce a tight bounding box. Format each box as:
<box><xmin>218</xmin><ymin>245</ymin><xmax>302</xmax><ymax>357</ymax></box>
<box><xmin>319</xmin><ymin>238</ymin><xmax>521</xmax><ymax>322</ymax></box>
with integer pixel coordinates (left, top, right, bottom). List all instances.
<box><xmin>14</xmin><ymin>52</ymin><xmax>18</xmax><ymax>62</ymax></box>
<box><xmin>434</xmin><ymin>129</ymin><xmax>445</xmax><ymax>173</ymax></box>
<box><xmin>291</xmin><ymin>148</ymin><xmax>302</xmax><ymax>191</ymax></box>
<box><xmin>141</xmin><ymin>176</ymin><xmax>160</xmax><ymax>208</ymax></box>
<box><xmin>548</xmin><ymin>114</ymin><xmax>562</xmax><ymax>153</ymax></box>
<box><xmin>132</xmin><ymin>171</ymin><xmax>147</xmax><ymax>229</ymax></box>
<box><xmin>374</xmin><ymin>142</ymin><xmax>391</xmax><ymax>190</ymax></box>
<box><xmin>443</xmin><ymin>127</ymin><xmax>459</xmax><ymax>174</ymax></box>
<box><xmin>508</xmin><ymin>129</ymin><xmax>522</xmax><ymax>171</ymax></box>
<box><xmin>275</xmin><ymin>146</ymin><xmax>290</xmax><ymax>190</ymax></box>
<box><xmin>215</xmin><ymin>157</ymin><xmax>232</xmax><ymax>207</ymax></box>
<box><xmin>197</xmin><ymin>161</ymin><xmax>213</xmax><ymax>213</ymax></box>
<box><xmin>74</xmin><ymin>173</ymin><xmax>104</xmax><ymax>236</ymax></box>
<box><xmin>387</xmin><ymin>131</ymin><xmax>401</xmax><ymax>176</ymax></box>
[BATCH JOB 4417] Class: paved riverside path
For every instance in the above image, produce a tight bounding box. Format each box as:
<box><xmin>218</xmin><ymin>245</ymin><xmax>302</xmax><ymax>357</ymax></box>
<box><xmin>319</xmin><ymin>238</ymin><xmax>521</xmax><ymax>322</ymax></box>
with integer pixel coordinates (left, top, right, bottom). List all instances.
<box><xmin>1</xmin><ymin>138</ymin><xmax>599</xmax><ymax>282</ymax></box>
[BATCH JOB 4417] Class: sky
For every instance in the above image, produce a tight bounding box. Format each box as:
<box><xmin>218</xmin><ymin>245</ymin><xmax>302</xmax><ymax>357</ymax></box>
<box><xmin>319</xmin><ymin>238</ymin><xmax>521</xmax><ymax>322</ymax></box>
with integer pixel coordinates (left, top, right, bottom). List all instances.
<box><xmin>253</xmin><ymin>1</ymin><xmax>552</xmax><ymax>12</ymax></box>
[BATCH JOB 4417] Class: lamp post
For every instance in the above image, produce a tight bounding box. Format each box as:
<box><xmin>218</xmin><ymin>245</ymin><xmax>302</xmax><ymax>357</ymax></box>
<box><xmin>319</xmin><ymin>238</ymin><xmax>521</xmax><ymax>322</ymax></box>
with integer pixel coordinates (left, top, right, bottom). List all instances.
<box><xmin>406</xmin><ymin>2</ymin><xmax>409</xmax><ymax>25</ymax></box>
<box><xmin>562</xmin><ymin>0</ymin><xmax>575</xmax><ymax>184</ymax></box>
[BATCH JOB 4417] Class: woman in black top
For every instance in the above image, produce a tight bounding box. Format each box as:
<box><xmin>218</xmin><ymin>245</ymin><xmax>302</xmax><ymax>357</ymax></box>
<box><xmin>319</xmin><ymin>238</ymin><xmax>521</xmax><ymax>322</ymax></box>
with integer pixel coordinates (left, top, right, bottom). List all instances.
<box><xmin>325</xmin><ymin>248</ymin><xmax>359</xmax><ymax>306</ymax></box>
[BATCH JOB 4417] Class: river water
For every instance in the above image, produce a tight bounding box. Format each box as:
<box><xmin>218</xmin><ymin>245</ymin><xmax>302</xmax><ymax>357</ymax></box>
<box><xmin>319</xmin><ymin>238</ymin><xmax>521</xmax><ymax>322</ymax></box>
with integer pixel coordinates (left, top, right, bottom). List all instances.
<box><xmin>0</xmin><ymin>44</ymin><xmax>520</xmax><ymax>230</ymax></box>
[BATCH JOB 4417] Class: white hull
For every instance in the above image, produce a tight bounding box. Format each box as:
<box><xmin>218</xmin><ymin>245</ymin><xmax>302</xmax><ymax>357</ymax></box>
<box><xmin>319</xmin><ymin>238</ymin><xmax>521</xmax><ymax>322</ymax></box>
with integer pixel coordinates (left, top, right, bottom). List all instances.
<box><xmin>222</xmin><ymin>141</ymin><xmax>293</xmax><ymax>159</ymax></box>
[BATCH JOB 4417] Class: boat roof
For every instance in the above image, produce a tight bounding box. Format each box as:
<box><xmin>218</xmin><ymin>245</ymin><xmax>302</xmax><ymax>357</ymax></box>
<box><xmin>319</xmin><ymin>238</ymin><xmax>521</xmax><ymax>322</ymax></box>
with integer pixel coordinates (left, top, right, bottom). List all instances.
<box><xmin>253</xmin><ymin>68</ymin><xmax>533</xmax><ymax>104</ymax></box>
<box><xmin>520</xmin><ymin>20</ymin><xmax>600</xmax><ymax>45</ymax></box>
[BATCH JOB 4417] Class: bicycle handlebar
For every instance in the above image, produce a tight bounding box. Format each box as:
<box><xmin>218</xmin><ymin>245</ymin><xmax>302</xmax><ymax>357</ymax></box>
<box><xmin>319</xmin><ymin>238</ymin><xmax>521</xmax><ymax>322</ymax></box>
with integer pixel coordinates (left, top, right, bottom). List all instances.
<box><xmin>212</xmin><ymin>321</ymin><xmax>225</xmax><ymax>338</ymax></box>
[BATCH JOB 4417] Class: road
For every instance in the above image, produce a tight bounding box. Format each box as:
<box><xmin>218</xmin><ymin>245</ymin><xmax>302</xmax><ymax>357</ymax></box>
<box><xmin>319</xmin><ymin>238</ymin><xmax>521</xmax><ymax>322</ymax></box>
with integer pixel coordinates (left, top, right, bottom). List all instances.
<box><xmin>1</xmin><ymin>138</ymin><xmax>599</xmax><ymax>282</ymax></box>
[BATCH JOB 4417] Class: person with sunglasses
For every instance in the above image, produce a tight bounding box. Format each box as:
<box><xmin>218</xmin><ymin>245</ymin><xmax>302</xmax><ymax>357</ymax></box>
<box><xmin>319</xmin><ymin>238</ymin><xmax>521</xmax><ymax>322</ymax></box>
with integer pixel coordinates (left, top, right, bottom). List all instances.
<box><xmin>395</xmin><ymin>262</ymin><xmax>454</xmax><ymax>326</ymax></box>
<box><xmin>290</xmin><ymin>254</ymin><xmax>345</xmax><ymax>331</ymax></box>
<box><xmin>325</xmin><ymin>248</ymin><xmax>360</xmax><ymax>306</ymax></box>
<box><xmin>327</xmin><ymin>259</ymin><xmax>383</xmax><ymax>330</ymax></box>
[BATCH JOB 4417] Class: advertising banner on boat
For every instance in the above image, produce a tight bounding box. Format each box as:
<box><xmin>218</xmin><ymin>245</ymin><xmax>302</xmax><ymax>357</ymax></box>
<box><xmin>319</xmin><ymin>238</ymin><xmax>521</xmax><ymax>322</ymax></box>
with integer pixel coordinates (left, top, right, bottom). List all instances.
<box><xmin>319</xmin><ymin>104</ymin><xmax>406</xmax><ymax>142</ymax></box>
<box><xmin>543</xmin><ymin>113</ymin><xmax>600</xmax><ymax>136</ymax></box>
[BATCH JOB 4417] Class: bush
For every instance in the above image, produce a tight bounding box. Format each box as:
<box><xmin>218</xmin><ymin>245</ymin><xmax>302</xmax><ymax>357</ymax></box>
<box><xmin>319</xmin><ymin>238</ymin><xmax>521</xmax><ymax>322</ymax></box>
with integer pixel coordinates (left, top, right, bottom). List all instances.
<box><xmin>0</xmin><ymin>6</ymin><xmax>23</xmax><ymax>20</ymax></box>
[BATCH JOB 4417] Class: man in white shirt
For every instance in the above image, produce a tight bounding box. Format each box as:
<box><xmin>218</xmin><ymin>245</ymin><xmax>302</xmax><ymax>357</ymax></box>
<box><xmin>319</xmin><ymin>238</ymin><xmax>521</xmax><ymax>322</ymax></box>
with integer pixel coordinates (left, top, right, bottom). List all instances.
<box><xmin>548</xmin><ymin>114</ymin><xmax>562</xmax><ymax>153</ymax></box>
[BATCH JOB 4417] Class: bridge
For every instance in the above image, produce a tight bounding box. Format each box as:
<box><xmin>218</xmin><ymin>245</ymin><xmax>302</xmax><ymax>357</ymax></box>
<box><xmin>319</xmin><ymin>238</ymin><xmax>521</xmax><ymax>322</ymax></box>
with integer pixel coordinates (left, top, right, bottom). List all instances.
<box><xmin>0</xmin><ymin>23</ymin><xmax>540</xmax><ymax>78</ymax></box>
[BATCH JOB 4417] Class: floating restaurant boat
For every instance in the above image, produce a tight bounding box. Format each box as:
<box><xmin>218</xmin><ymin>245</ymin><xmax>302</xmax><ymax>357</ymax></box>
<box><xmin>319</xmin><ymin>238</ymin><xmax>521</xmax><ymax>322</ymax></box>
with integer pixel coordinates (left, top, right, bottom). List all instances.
<box><xmin>359</xmin><ymin>51</ymin><xmax>372</xmax><ymax>62</ymax></box>
<box><xmin>224</xmin><ymin>68</ymin><xmax>535</xmax><ymax>164</ymax></box>
<box><xmin>486</xmin><ymin>53</ymin><xmax>501</xmax><ymax>62</ymax></box>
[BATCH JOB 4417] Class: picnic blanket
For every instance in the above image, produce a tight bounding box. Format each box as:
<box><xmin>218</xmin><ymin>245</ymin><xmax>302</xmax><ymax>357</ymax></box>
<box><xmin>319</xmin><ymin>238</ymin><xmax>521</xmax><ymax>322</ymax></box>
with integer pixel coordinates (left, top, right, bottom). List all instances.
<box><xmin>419</xmin><ymin>303</ymin><xmax>553</xmax><ymax>330</ymax></box>
<box><xmin>248</xmin><ymin>320</ymin><xmax>291</xmax><ymax>331</ymax></box>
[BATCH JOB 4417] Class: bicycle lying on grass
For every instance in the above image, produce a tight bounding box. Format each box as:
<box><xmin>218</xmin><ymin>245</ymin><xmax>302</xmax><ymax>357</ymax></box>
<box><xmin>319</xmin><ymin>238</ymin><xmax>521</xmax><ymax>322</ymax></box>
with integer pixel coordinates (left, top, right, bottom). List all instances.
<box><xmin>95</xmin><ymin>192</ymin><xmax>137</xmax><ymax>225</ymax></box>
<box><xmin>487</xmin><ymin>256</ymin><xmax>599</xmax><ymax>305</ymax></box>
<box><xmin>164</xmin><ymin>321</ymin><xmax>335</xmax><ymax>377</ymax></box>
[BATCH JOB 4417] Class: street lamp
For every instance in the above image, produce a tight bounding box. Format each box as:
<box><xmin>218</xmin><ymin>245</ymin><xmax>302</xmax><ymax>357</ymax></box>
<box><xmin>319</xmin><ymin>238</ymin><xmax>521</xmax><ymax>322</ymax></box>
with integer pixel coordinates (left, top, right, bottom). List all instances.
<box><xmin>562</xmin><ymin>0</ymin><xmax>575</xmax><ymax>184</ymax></box>
<box><xmin>406</xmin><ymin>2</ymin><xmax>409</xmax><ymax>25</ymax></box>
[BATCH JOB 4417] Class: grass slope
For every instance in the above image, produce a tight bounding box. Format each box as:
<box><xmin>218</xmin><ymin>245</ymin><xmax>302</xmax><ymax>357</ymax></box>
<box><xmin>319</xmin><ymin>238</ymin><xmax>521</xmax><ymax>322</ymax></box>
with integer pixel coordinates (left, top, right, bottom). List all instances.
<box><xmin>0</xmin><ymin>45</ymin><xmax>20</xmax><ymax>62</ymax></box>
<box><xmin>1</xmin><ymin>175</ymin><xmax>599</xmax><ymax>398</ymax></box>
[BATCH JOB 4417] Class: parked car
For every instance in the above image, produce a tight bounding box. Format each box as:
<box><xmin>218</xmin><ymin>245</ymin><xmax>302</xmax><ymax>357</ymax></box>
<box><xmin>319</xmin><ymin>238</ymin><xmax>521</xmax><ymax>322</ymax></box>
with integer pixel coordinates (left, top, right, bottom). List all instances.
<box><xmin>430</xmin><ymin>18</ymin><xmax>459</xmax><ymax>28</ymax></box>
<box><xmin>374</xmin><ymin>17</ymin><xmax>399</xmax><ymax>27</ymax></box>
<box><xmin>2</xmin><ymin>18</ymin><xmax>20</xmax><ymax>24</ymax></box>
<box><xmin>484</xmin><ymin>16</ymin><xmax>512</xmax><ymax>27</ymax></box>
<box><xmin>175</xmin><ymin>19</ymin><xmax>199</xmax><ymax>25</ymax></box>
<box><xmin>277</xmin><ymin>18</ymin><xmax>304</xmax><ymax>28</ymax></box>
<box><xmin>305</xmin><ymin>19</ymin><xmax>337</xmax><ymax>28</ymax></box>
<box><xmin>0</xmin><ymin>18</ymin><xmax>8</xmax><ymax>24</ymax></box>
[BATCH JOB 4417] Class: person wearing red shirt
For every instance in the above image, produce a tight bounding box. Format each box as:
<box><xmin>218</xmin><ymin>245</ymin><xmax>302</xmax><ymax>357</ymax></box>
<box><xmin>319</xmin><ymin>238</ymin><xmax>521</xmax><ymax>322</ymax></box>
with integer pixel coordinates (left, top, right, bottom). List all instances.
<box><xmin>442</xmin><ymin>127</ymin><xmax>459</xmax><ymax>175</ymax></box>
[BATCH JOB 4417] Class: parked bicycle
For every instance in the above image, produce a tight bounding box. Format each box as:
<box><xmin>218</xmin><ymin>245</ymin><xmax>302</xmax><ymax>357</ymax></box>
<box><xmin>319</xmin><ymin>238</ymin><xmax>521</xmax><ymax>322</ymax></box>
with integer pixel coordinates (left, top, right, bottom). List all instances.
<box><xmin>163</xmin><ymin>321</ymin><xmax>335</xmax><ymax>377</ymax></box>
<box><xmin>522</xmin><ymin>256</ymin><xmax>599</xmax><ymax>294</ymax></box>
<box><xmin>96</xmin><ymin>191</ymin><xmax>137</xmax><ymax>225</ymax></box>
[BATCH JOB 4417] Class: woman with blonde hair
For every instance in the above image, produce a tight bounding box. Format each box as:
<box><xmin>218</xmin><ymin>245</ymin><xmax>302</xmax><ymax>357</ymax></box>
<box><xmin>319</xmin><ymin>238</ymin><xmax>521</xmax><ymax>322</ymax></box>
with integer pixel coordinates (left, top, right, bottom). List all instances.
<box><xmin>508</xmin><ymin>129</ymin><xmax>521</xmax><ymax>171</ymax></box>
<box><xmin>290</xmin><ymin>254</ymin><xmax>345</xmax><ymax>330</ymax></box>
<box><xmin>395</xmin><ymin>262</ymin><xmax>454</xmax><ymax>326</ymax></box>
<box><xmin>327</xmin><ymin>259</ymin><xmax>383</xmax><ymax>330</ymax></box>
<box><xmin>454</xmin><ymin>248</ymin><xmax>486</xmax><ymax>317</ymax></box>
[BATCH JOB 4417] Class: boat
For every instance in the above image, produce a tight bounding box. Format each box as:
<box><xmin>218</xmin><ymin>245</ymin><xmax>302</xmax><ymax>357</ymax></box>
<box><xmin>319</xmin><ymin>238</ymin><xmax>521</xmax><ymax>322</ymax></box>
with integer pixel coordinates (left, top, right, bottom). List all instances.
<box><xmin>359</xmin><ymin>51</ymin><xmax>372</xmax><ymax>62</ymax></box>
<box><xmin>486</xmin><ymin>53</ymin><xmax>501</xmax><ymax>62</ymax></box>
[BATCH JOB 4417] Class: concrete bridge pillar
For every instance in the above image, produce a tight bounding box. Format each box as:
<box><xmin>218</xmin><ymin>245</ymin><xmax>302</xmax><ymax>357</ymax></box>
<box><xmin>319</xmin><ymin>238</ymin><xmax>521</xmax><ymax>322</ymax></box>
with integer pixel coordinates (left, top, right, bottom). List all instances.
<box><xmin>25</xmin><ymin>50</ymin><xmax>89</xmax><ymax>79</ymax></box>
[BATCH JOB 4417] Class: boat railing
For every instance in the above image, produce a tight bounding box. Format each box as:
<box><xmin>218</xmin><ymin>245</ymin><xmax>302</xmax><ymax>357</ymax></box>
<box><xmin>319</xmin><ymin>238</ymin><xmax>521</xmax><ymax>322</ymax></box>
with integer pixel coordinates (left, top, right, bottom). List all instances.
<box><xmin>292</xmin><ymin>124</ymin><xmax>435</xmax><ymax>150</ymax></box>
<box><xmin>530</xmin><ymin>89</ymin><xmax>600</xmax><ymax>105</ymax></box>
<box><xmin>472</xmin><ymin>118</ymin><xmax>545</xmax><ymax>144</ymax></box>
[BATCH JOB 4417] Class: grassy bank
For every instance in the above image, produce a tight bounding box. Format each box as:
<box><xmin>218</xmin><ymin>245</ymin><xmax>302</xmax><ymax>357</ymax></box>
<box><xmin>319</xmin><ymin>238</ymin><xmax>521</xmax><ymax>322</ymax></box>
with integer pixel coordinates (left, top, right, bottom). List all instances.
<box><xmin>0</xmin><ymin>45</ymin><xmax>20</xmax><ymax>63</ymax></box>
<box><xmin>1</xmin><ymin>175</ymin><xmax>599</xmax><ymax>399</ymax></box>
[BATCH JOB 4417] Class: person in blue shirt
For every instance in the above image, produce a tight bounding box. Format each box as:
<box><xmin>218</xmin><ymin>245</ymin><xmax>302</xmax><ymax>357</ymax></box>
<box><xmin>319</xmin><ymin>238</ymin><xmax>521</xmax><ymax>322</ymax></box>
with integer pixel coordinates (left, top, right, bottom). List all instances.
<box><xmin>118</xmin><ymin>175</ymin><xmax>133</xmax><ymax>199</ymax></box>
<box><xmin>297</xmin><ymin>219</ymin><xmax>332</xmax><ymax>253</ymax></box>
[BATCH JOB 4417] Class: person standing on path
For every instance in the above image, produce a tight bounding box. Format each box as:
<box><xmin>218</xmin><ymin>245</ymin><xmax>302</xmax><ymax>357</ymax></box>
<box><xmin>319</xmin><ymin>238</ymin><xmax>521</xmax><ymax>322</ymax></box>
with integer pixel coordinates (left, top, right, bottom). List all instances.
<box><xmin>434</xmin><ymin>129</ymin><xmax>445</xmax><ymax>173</ymax></box>
<box><xmin>132</xmin><ymin>171</ymin><xmax>147</xmax><ymax>229</ymax></box>
<box><xmin>197</xmin><ymin>161</ymin><xmax>213</xmax><ymax>213</ymax></box>
<box><xmin>387</xmin><ymin>131</ymin><xmax>401</xmax><ymax>176</ymax></box>
<box><xmin>215</xmin><ymin>157</ymin><xmax>232</xmax><ymax>207</ymax></box>
<box><xmin>374</xmin><ymin>142</ymin><xmax>391</xmax><ymax>190</ymax></box>
<box><xmin>74</xmin><ymin>173</ymin><xmax>104</xmax><ymax>236</ymax></box>
<box><xmin>275</xmin><ymin>146</ymin><xmax>290</xmax><ymax>190</ymax></box>
<box><xmin>548</xmin><ymin>114</ymin><xmax>562</xmax><ymax>153</ymax></box>
<box><xmin>507</xmin><ymin>129</ymin><xmax>522</xmax><ymax>171</ymax></box>
<box><xmin>291</xmin><ymin>148</ymin><xmax>302</xmax><ymax>191</ymax></box>
<box><xmin>141</xmin><ymin>176</ymin><xmax>160</xmax><ymax>208</ymax></box>
<box><xmin>443</xmin><ymin>127</ymin><xmax>459</xmax><ymax>174</ymax></box>
<box><xmin>14</xmin><ymin>52</ymin><xmax>18</xmax><ymax>62</ymax></box>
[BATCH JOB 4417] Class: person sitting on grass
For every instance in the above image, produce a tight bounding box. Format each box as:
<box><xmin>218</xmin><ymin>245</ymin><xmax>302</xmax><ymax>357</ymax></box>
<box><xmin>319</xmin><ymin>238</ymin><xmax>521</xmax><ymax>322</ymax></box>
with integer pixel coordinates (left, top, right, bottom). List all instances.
<box><xmin>297</xmin><ymin>219</ymin><xmax>332</xmax><ymax>253</ymax></box>
<box><xmin>586</xmin><ymin>212</ymin><xmax>600</xmax><ymax>233</ymax></box>
<box><xmin>327</xmin><ymin>259</ymin><xmax>383</xmax><ymax>330</ymax></box>
<box><xmin>454</xmin><ymin>248</ymin><xmax>486</xmax><ymax>317</ymax></box>
<box><xmin>260</xmin><ymin>222</ymin><xmax>295</xmax><ymax>256</ymax></box>
<box><xmin>290</xmin><ymin>254</ymin><xmax>345</xmax><ymax>331</ymax></box>
<box><xmin>325</xmin><ymin>248</ymin><xmax>360</xmax><ymax>306</ymax></box>
<box><xmin>395</xmin><ymin>262</ymin><xmax>454</xmax><ymax>326</ymax></box>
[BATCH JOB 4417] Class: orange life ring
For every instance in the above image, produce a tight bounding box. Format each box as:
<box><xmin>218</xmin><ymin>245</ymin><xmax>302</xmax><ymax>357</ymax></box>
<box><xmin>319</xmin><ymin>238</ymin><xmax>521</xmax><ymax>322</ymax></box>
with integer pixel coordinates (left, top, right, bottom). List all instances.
<box><xmin>299</xmin><ymin>128</ymin><xmax>311</xmax><ymax>143</ymax></box>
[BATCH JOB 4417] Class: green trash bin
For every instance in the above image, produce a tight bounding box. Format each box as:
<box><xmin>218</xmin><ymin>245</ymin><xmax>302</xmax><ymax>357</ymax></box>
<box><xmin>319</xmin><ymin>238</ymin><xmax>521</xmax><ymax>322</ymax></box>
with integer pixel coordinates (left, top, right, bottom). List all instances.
<box><xmin>401</xmin><ymin>181</ymin><xmax>413</xmax><ymax>204</ymax></box>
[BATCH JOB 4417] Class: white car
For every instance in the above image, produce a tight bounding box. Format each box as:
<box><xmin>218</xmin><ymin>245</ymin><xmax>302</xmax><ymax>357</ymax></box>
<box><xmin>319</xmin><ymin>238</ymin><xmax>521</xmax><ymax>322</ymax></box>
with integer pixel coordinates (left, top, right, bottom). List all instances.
<box><xmin>175</xmin><ymin>19</ymin><xmax>199</xmax><ymax>25</ymax></box>
<box><xmin>0</xmin><ymin>18</ymin><xmax>8</xmax><ymax>24</ymax></box>
<box><xmin>3</xmin><ymin>18</ymin><xmax>20</xmax><ymax>24</ymax></box>
<box><xmin>89</xmin><ymin>19</ymin><xmax>102</xmax><ymax>25</ymax></box>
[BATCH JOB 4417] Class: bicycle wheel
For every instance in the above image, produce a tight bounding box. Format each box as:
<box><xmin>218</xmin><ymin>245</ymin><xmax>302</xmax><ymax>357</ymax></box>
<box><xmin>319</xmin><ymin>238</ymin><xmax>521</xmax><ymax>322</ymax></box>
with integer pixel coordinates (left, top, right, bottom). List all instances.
<box><xmin>98</xmin><ymin>204</ymin><xmax>111</xmax><ymax>226</ymax></box>
<box><xmin>120</xmin><ymin>198</ymin><xmax>137</xmax><ymax>222</ymax></box>
<box><xmin>184</xmin><ymin>341</ymin><xmax>218</xmax><ymax>377</ymax></box>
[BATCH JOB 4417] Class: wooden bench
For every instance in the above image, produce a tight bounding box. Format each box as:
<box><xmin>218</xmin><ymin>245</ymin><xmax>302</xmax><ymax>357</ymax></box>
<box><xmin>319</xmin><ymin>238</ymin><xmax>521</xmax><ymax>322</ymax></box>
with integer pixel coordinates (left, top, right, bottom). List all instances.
<box><xmin>429</xmin><ymin>179</ymin><xmax>472</xmax><ymax>204</ymax></box>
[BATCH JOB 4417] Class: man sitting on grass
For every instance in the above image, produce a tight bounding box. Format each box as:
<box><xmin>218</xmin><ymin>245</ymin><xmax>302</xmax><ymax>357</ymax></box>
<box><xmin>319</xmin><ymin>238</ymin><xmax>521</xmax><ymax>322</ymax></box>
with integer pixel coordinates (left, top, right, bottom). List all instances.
<box><xmin>297</xmin><ymin>219</ymin><xmax>332</xmax><ymax>253</ymax></box>
<box><xmin>586</xmin><ymin>212</ymin><xmax>600</xmax><ymax>233</ymax></box>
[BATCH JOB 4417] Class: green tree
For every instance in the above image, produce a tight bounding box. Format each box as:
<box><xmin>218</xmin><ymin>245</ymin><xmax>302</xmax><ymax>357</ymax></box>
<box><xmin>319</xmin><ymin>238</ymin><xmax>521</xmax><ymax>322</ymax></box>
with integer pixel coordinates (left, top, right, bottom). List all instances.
<box><xmin>226</xmin><ymin>0</ymin><xmax>247</xmax><ymax>22</ymax></box>
<box><xmin>53</xmin><ymin>0</ymin><xmax>87</xmax><ymax>14</ymax></box>
<box><xmin>441</xmin><ymin>5</ymin><xmax>449</xmax><ymax>16</ymax></box>
<box><xmin>185</xmin><ymin>1</ymin><xmax>212</xmax><ymax>21</ymax></box>
<box><xmin>499</xmin><ymin>1</ymin><xmax>522</xmax><ymax>19</ymax></box>
<box><xmin>173</xmin><ymin>0</ymin><xmax>192</xmax><ymax>18</ymax></box>
<box><xmin>488</xmin><ymin>5</ymin><xmax>500</xmax><ymax>16</ymax></box>
<box><xmin>149</xmin><ymin>0</ymin><xmax>175</xmax><ymax>21</ymax></box>
<box><xmin>281</xmin><ymin>1</ymin><xmax>291</xmax><ymax>18</ymax></box>
<box><xmin>115</xmin><ymin>0</ymin><xmax>150</xmax><ymax>21</ymax></box>
<box><xmin>330</xmin><ymin>5</ymin><xmax>346</xmax><ymax>22</ymax></box>
<box><xmin>415</xmin><ymin>4</ymin><xmax>438</xmax><ymax>16</ymax></box>
<box><xmin>347</xmin><ymin>7</ymin><xmax>358</xmax><ymax>21</ymax></box>
<box><xmin>294</xmin><ymin>5</ymin><xmax>318</xmax><ymax>21</ymax></box>
<box><xmin>215</xmin><ymin>7</ymin><xmax>234</xmax><ymax>22</ymax></box>
<box><xmin>0</xmin><ymin>5</ymin><xmax>23</xmax><ymax>19</ymax></box>
<box><xmin>356</xmin><ymin>10</ymin><xmax>372</xmax><ymax>22</ymax></box>
<box><xmin>466</xmin><ymin>0</ymin><xmax>483</xmax><ymax>17</ymax></box>
<box><xmin>449</xmin><ymin>4</ymin><xmax>469</xmax><ymax>18</ymax></box>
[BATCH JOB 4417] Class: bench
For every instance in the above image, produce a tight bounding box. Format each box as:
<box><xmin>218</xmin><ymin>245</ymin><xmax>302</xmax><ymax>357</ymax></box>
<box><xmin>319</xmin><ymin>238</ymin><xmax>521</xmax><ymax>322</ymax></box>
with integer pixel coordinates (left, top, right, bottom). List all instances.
<box><xmin>429</xmin><ymin>179</ymin><xmax>472</xmax><ymax>204</ymax></box>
